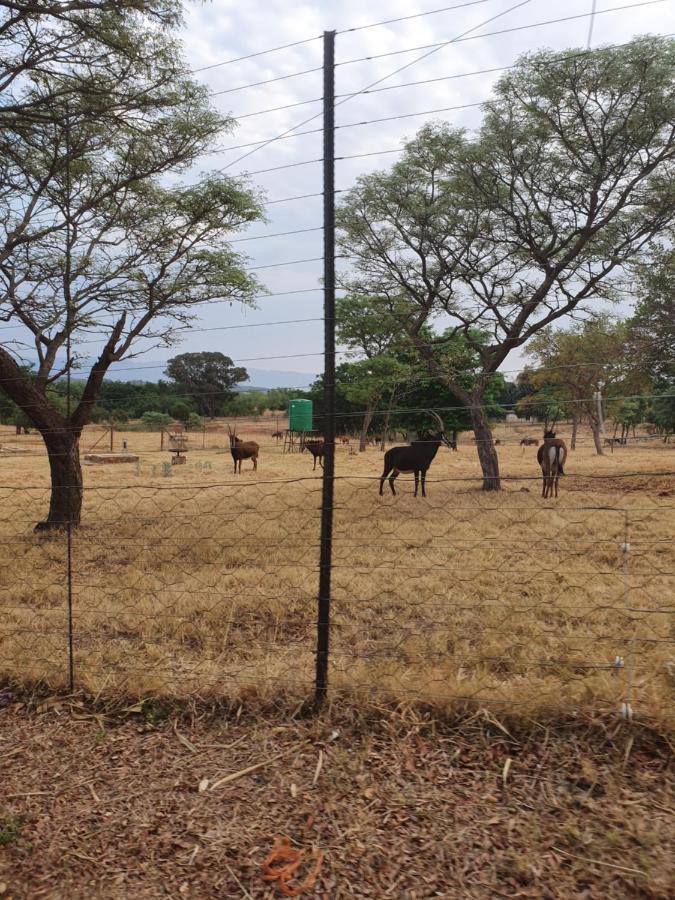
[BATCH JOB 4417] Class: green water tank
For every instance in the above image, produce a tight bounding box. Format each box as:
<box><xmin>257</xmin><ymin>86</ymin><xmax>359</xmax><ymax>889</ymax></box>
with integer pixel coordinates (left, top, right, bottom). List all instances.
<box><xmin>288</xmin><ymin>398</ymin><xmax>313</xmax><ymax>432</ymax></box>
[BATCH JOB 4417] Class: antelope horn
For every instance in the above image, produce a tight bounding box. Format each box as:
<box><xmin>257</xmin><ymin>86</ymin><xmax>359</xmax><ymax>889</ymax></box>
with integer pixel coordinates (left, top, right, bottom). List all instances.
<box><xmin>427</xmin><ymin>410</ymin><xmax>445</xmax><ymax>432</ymax></box>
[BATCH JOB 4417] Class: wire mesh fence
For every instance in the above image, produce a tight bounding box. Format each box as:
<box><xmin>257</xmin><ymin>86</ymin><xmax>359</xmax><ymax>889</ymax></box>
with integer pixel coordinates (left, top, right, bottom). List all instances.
<box><xmin>2</xmin><ymin>0</ymin><xmax>674</xmax><ymax>728</ymax></box>
<box><xmin>1</xmin><ymin>453</ymin><xmax>673</xmax><ymax>723</ymax></box>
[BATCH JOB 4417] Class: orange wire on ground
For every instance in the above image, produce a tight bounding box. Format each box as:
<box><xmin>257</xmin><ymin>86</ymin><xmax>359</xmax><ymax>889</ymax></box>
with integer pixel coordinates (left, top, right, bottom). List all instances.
<box><xmin>262</xmin><ymin>835</ymin><xmax>324</xmax><ymax>897</ymax></box>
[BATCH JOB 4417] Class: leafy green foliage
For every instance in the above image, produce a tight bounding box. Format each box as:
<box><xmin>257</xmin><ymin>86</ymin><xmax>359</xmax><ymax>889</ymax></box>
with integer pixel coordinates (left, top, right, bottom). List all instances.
<box><xmin>628</xmin><ymin>245</ymin><xmax>675</xmax><ymax>382</ymax></box>
<box><xmin>140</xmin><ymin>411</ymin><xmax>173</xmax><ymax>431</ymax></box>
<box><xmin>165</xmin><ymin>353</ymin><xmax>249</xmax><ymax>418</ymax></box>
<box><xmin>223</xmin><ymin>390</ymin><xmax>269</xmax><ymax>417</ymax></box>
<box><xmin>265</xmin><ymin>388</ymin><xmax>308</xmax><ymax>411</ymax></box>
<box><xmin>646</xmin><ymin>386</ymin><xmax>675</xmax><ymax>434</ymax></box>
<box><xmin>168</xmin><ymin>401</ymin><xmax>194</xmax><ymax>422</ymax></box>
<box><xmin>0</xmin><ymin>0</ymin><xmax>264</xmax><ymax>526</ymax></box>
<box><xmin>337</xmin><ymin>36</ymin><xmax>675</xmax><ymax>481</ymax></box>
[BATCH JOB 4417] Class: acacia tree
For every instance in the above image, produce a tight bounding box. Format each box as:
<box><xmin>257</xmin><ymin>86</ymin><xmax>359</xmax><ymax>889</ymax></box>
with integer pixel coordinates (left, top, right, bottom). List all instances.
<box><xmin>165</xmin><ymin>352</ymin><xmax>249</xmax><ymax>418</ymax></box>
<box><xmin>338</xmin><ymin>356</ymin><xmax>409</xmax><ymax>450</ymax></box>
<box><xmin>525</xmin><ymin>318</ymin><xmax>637</xmax><ymax>454</ymax></box>
<box><xmin>646</xmin><ymin>387</ymin><xmax>675</xmax><ymax>438</ymax></box>
<box><xmin>0</xmin><ymin>4</ymin><xmax>263</xmax><ymax>528</ymax></box>
<box><xmin>627</xmin><ymin>244</ymin><xmax>675</xmax><ymax>383</ymax></box>
<box><xmin>1</xmin><ymin>1</ymin><xmax>183</xmax><ymax>266</ymax></box>
<box><xmin>337</xmin><ymin>36</ymin><xmax>675</xmax><ymax>489</ymax></box>
<box><xmin>336</xmin><ymin>294</ymin><xmax>413</xmax><ymax>450</ymax></box>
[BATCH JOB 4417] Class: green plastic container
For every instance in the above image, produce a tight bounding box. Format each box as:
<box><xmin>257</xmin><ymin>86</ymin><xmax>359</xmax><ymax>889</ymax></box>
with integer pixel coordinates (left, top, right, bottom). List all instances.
<box><xmin>288</xmin><ymin>398</ymin><xmax>313</xmax><ymax>432</ymax></box>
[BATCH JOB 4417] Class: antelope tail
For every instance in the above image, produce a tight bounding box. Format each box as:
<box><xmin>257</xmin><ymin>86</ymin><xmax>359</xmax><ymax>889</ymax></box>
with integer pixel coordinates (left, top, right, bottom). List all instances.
<box><xmin>556</xmin><ymin>445</ymin><xmax>565</xmax><ymax>476</ymax></box>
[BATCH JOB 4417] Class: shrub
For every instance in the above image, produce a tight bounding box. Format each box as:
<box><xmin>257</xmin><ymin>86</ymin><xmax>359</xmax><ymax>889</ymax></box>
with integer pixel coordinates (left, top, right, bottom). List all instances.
<box><xmin>140</xmin><ymin>411</ymin><xmax>173</xmax><ymax>431</ymax></box>
<box><xmin>169</xmin><ymin>401</ymin><xmax>194</xmax><ymax>422</ymax></box>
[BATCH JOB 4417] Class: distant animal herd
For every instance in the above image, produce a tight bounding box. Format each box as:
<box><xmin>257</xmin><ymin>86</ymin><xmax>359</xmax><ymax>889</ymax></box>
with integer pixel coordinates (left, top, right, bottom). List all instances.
<box><xmin>227</xmin><ymin>418</ymin><xmax>571</xmax><ymax>500</ymax></box>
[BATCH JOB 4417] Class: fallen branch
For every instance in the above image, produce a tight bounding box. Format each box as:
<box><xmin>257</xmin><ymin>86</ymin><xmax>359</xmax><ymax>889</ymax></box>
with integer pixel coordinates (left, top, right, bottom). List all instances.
<box><xmin>209</xmin><ymin>746</ymin><xmax>296</xmax><ymax>791</ymax></box>
<box><xmin>551</xmin><ymin>847</ymin><xmax>647</xmax><ymax>877</ymax></box>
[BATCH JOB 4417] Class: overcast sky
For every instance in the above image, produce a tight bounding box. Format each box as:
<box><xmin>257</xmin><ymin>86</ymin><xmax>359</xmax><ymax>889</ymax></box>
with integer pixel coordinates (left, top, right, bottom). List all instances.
<box><xmin>8</xmin><ymin>0</ymin><xmax>675</xmax><ymax>385</ymax></box>
<box><xmin>168</xmin><ymin>0</ymin><xmax>674</xmax><ymax>383</ymax></box>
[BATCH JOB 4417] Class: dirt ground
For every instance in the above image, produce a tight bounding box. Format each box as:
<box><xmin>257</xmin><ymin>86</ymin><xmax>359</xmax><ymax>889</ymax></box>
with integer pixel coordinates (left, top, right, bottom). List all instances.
<box><xmin>0</xmin><ymin>695</ymin><xmax>673</xmax><ymax>900</ymax></box>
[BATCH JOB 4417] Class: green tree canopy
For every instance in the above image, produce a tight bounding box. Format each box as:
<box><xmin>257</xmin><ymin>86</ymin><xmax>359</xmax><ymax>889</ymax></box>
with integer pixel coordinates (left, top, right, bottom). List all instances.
<box><xmin>525</xmin><ymin>317</ymin><xmax>636</xmax><ymax>454</ymax></box>
<box><xmin>627</xmin><ymin>244</ymin><xmax>675</xmax><ymax>383</ymax></box>
<box><xmin>646</xmin><ymin>386</ymin><xmax>675</xmax><ymax>435</ymax></box>
<box><xmin>337</xmin><ymin>36</ymin><xmax>675</xmax><ymax>488</ymax></box>
<box><xmin>0</xmin><ymin>2</ymin><xmax>263</xmax><ymax>528</ymax></box>
<box><xmin>165</xmin><ymin>353</ymin><xmax>249</xmax><ymax>418</ymax></box>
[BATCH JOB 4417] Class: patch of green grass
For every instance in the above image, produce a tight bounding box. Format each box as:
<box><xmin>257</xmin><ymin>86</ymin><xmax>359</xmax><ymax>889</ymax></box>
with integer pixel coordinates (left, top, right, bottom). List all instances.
<box><xmin>0</xmin><ymin>812</ymin><xmax>23</xmax><ymax>846</ymax></box>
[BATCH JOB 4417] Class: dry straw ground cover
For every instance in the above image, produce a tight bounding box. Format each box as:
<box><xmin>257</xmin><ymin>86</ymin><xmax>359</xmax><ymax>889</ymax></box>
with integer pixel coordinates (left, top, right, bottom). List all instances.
<box><xmin>0</xmin><ymin>419</ymin><xmax>673</xmax><ymax>729</ymax></box>
<box><xmin>0</xmin><ymin>699</ymin><xmax>673</xmax><ymax>899</ymax></box>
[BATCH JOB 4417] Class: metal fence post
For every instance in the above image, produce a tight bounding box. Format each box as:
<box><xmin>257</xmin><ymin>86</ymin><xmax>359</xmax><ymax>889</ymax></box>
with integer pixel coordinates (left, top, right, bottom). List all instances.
<box><xmin>315</xmin><ymin>29</ymin><xmax>336</xmax><ymax>708</ymax></box>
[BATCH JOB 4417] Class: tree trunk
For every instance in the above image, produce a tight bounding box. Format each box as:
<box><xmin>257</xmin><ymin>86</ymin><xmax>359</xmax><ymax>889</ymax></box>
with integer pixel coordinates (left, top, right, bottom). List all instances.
<box><xmin>379</xmin><ymin>386</ymin><xmax>397</xmax><ymax>451</ymax></box>
<box><xmin>359</xmin><ymin>403</ymin><xmax>375</xmax><ymax>452</ymax></box>
<box><xmin>470</xmin><ymin>400</ymin><xmax>500</xmax><ymax>491</ymax></box>
<box><xmin>37</xmin><ymin>429</ymin><xmax>83</xmax><ymax>530</ymax></box>
<box><xmin>570</xmin><ymin>414</ymin><xmax>578</xmax><ymax>450</ymax></box>
<box><xmin>591</xmin><ymin>419</ymin><xmax>604</xmax><ymax>455</ymax></box>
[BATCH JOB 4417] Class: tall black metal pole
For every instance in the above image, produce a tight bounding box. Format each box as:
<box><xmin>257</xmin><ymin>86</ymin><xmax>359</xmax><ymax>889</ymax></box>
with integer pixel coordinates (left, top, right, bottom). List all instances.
<box><xmin>64</xmin><ymin>105</ymin><xmax>75</xmax><ymax>692</ymax></box>
<box><xmin>315</xmin><ymin>29</ymin><xmax>336</xmax><ymax>708</ymax></box>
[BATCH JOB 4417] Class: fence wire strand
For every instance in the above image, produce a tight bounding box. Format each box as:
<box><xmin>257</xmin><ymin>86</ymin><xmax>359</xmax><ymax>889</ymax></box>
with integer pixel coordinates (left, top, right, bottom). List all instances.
<box><xmin>1</xmin><ymin>426</ymin><xmax>673</xmax><ymax>723</ymax></box>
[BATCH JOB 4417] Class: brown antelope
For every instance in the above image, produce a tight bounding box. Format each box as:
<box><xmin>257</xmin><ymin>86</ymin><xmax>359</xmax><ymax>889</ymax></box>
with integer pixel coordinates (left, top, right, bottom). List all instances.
<box><xmin>537</xmin><ymin>431</ymin><xmax>567</xmax><ymax>499</ymax></box>
<box><xmin>228</xmin><ymin>425</ymin><xmax>259</xmax><ymax>474</ymax></box>
<box><xmin>302</xmin><ymin>437</ymin><xmax>325</xmax><ymax>470</ymax></box>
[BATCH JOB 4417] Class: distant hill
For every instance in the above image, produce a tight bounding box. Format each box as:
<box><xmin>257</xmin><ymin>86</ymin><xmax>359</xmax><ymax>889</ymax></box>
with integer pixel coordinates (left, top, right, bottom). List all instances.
<box><xmin>100</xmin><ymin>361</ymin><xmax>316</xmax><ymax>390</ymax></box>
<box><xmin>239</xmin><ymin>368</ymin><xmax>316</xmax><ymax>390</ymax></box>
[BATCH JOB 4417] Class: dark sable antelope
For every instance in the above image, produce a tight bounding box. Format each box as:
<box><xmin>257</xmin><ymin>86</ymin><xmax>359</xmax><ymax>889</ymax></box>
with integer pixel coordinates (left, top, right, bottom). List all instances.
<box><xmin>303</xmin><ymin>437</ymin><xmax>325</xmax><ymax>470</ymax></box>
<box><xmin>379</xmin><ymin>412</ymin><xmax>452</xmax><ymax>497</ymax></box>
<box><xmin>228</xmin><ymin>425</ymin><xmax>259</xmax><ymax>474</ymax></box>
<box><xmin>537</xmin><ymin>430</ymin><xmax>567</xmax><ymax>498</ymax></box>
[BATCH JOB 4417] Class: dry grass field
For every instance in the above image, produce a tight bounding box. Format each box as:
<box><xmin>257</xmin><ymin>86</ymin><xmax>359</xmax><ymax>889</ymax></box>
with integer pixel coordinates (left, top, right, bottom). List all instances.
<box><xmin>1</xmin><ymin>416</ymin><xmax>673</xmax><ymax>730</ymax></box>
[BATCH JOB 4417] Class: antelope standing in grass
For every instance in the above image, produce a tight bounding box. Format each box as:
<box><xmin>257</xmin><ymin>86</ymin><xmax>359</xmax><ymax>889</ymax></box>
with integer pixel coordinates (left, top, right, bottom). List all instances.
<box><xmin>302</xmin><ymin>437</ymin><xmax>325</xmax><ymax>470</ymax></box>
<box><xmin>379</xmin><ymin>411</ymin><xmax>452</xmax><ymax>498</ymax></box>
<box><xmin>537</xmin><ymin>430</ymin><xmax>567</xmax><ymax>498</ymax></box>
<box><xmin>228</xmin><ymin>425</ymin><xmax>259</xmax><ymax>474</ymax></box>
